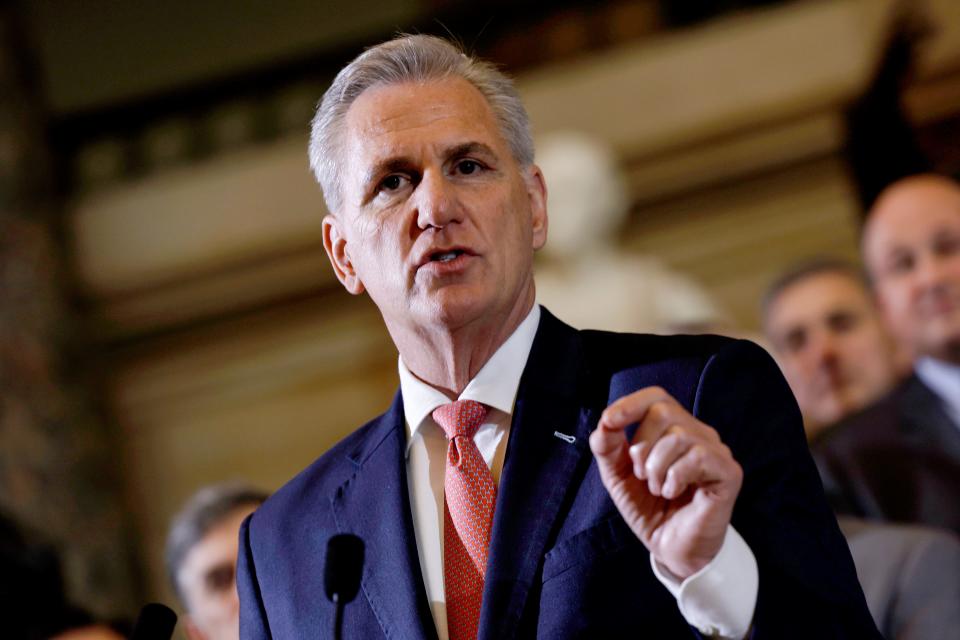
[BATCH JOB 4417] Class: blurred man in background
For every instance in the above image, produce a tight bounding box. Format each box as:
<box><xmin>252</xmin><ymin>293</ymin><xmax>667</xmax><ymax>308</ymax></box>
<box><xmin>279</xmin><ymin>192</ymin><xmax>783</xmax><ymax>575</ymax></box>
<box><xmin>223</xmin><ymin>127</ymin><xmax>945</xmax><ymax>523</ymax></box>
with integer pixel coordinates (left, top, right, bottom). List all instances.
<box><xmin>762</xmin><ymin>258</ymin><xmax>960</xmax><ymax>640</ymax></box>
<box><xmin>816</xmin><ymin>174</ymin><xmax>960</xmax><ymax>535</ymax></box>
<box><xmin>166</xmin><ymin>483</ymin><xmax>268</xmax><ymax>640</ymax></box>
<box><xmin>762</xmin><ymin>258</ymin><xmax>903</xmax><ymax>440</ymax></box>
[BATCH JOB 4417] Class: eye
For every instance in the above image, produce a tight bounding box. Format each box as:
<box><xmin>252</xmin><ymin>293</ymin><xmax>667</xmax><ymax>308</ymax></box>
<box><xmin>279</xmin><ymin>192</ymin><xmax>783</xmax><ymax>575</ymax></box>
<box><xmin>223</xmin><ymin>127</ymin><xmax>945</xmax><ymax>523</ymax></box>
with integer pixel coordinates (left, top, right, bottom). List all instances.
<box><xmin>378</xmin><ymin>174</ymin><xmax>408</xmax><ymax>193</ymax></box>
<box><xmin>204</xmin><ymin>564</ymin><xmax>235</xmax><ymax>593</ymax></box>
<box><xmin>454</xmin><ymin>159</ymin><xmax>482</xmax><ymax>175</ymax></box>
<box><xmin>887</xmin><ymin>251</ymin><xmax>914</xmax><ymax>276</ymax></box>
<box><xmin>827</xmin><ymin>311</ymin><xmax>858</xmax><ymax>334</ymax></box>
<box><xmin>933</xmin><ymin>232</ymin><xmax>960</xmax><ymax>257</ymax></box>
<box><xmin>783</xmin><ymin>329</ymin><xmax>806</xmax><ymax>354</ymax></box>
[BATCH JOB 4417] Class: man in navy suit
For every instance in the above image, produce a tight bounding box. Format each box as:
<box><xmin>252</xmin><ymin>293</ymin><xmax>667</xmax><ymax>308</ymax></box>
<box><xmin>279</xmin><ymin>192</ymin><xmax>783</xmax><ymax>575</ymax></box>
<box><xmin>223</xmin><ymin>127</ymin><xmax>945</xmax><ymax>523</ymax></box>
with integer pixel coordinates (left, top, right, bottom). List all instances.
<box><xmin>236</xmin><ymin>35</ymin><xmax>878</xmax><ymax>639</ymax></box>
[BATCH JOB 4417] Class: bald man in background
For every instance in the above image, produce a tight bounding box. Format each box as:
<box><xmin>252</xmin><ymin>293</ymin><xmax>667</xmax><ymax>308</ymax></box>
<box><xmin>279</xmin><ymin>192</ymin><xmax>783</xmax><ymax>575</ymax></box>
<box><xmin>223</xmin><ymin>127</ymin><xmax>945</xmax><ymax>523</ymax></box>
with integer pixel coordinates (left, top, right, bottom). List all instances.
<box><xmin>816</xmin><ymin>174</ymin><xmax>960</xmax><ymax>535</ymax></box>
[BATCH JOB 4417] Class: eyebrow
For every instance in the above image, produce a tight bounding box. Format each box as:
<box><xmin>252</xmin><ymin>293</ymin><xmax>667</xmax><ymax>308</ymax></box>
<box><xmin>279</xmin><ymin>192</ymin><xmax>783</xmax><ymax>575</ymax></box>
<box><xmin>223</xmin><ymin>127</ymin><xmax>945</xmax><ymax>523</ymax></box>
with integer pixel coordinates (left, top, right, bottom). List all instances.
<box><xmin>361</xmin><ymin>158</ymin><xmax>414</xmax><ymax>191</ymax></box>
<box><xmin>446</xmin><ymin>141</ymin><xmax>498</xmax><ymax>161</ymax></box>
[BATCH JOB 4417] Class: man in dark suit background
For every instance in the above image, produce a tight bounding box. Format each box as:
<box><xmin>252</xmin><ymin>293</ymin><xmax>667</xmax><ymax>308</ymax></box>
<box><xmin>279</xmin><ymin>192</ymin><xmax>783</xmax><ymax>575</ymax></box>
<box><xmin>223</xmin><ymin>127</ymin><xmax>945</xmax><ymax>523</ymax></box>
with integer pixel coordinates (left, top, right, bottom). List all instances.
<box><xmin>235</xmin><ymin>35</ymin><xmax>878</xmax><ymax>639</ymax></box>
<box><xmin>816</xmin><ymin>175</ymin><xmax>960</xmax><ymax>535</ymax></box>
<box><xmin>761</xmin><ymin>258</ymin><xmax>960</xmax><ymax>640</ymax></box>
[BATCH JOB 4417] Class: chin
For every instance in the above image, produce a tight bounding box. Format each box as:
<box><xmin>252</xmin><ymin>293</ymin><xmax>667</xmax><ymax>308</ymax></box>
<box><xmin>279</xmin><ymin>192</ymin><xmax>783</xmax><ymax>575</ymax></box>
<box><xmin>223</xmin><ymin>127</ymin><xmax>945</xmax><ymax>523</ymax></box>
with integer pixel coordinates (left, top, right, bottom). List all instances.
<box><xmin>923</xmin><ymin>318</ymin><xmax>960</xmax><ymax>350</ymax></box>
<box><xmin>419</xmin><ymin>288</ymin><xmax>490</xmax><ymax>327</ymax></box>
<box><xmin>816</xmin><ymin>407</ymin><xmax>843</xmax><ymax>428</ymax></box>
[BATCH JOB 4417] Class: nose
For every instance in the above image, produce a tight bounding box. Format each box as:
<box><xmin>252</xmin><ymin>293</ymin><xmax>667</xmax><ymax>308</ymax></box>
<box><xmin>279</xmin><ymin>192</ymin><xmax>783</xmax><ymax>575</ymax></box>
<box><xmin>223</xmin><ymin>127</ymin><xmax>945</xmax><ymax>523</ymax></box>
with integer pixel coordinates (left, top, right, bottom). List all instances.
<box><xmin>415</xmin><ymin>169</ymin><xmax>461</xmax><ymax>230</ymax></box>
<box><xmin>809</xmin><ymin>330</ymin><xmax>839</xmax><ymax>370</ymax></box>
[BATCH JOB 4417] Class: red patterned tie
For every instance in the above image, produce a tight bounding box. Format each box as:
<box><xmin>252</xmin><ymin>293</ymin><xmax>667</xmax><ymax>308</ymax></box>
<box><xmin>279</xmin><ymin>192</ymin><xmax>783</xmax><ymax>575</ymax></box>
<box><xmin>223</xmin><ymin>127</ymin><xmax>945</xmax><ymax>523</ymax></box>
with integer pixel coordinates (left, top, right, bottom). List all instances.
<box><xmin>432</xmin><ymin>400</ymin><xmax>496</xmax><ymax>640</ymax></box>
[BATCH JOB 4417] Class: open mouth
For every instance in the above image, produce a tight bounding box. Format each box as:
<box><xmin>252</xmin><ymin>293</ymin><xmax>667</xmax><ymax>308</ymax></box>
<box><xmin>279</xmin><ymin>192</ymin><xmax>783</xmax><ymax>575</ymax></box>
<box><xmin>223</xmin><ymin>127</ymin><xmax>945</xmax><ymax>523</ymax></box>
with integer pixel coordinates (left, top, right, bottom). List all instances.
<box><xmin>430</xmin><ymin>249</ymin><xmax>466</xmax><ymax>263</ymax></box>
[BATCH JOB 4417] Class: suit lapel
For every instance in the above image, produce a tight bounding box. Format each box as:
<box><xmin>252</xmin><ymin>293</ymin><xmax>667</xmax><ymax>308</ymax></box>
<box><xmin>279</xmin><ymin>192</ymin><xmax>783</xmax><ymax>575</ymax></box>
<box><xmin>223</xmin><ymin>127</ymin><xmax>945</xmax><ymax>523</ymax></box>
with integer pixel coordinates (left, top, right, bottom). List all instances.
<box><xmin>330</xmin><ymin>393</ymin><xmax>438</xmax><ymax>640</ymax></box>
<box><xmin>478</xmin><ymin>310</ymin><xmax>597</xmax><ymax>640</ymax></box>
<box><xmin>901</xmin><ymin>375</ymin><xmax>960</xmax><ymax>461</ymax></box>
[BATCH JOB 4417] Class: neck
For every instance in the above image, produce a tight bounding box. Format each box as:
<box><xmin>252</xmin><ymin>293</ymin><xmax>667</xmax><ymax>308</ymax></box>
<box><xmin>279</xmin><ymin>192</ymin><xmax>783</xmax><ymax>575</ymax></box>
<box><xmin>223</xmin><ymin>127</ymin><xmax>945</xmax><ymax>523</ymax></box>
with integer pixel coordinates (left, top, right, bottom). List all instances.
<box><xmin>924</xmin><ymin>338</ymin><xmax>960</xmax><ymax>367</ymax></box>
<box><xmin>944</xmin><ymin>341</ymin><xmax>960</xmax><ymax>365</ymax></box>
<box><xmin>391</xmin><ymin>292</ymin><xmax>535</xmax><ymax>398</ymax></box>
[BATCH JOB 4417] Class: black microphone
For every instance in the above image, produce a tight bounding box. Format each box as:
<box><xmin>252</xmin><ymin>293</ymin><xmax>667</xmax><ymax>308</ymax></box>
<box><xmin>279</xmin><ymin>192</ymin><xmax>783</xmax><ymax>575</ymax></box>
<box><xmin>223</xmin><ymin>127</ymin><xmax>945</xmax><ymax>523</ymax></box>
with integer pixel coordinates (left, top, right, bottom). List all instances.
<box><xmin>129</xmin><ymin>602</ymin><xmax>177</xmax><ymax>640</ymax></box>
<box><xmin>324</xmin><ymin>533</ymin><xmax>365</xmax><ymax>640</ymax></box>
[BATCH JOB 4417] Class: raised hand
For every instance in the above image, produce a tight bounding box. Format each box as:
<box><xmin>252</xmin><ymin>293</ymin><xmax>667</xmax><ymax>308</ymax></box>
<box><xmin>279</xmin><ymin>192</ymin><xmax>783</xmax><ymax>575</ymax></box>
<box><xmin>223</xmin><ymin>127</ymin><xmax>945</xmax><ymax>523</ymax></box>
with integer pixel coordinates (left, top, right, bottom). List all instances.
<box><xmin>588</xmin><ymin>386</ymin><xmax>743</xmax><ymax>579</ymax></box>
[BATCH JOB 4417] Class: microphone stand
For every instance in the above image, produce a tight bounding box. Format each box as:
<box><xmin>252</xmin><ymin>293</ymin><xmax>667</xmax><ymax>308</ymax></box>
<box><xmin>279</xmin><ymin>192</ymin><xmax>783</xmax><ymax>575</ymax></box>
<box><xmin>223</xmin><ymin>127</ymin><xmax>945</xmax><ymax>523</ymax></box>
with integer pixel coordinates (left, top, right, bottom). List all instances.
<box><xmin>333</xmin><ymin>592</ymin><xmax>344</xmax><ymax>640</ymax></box>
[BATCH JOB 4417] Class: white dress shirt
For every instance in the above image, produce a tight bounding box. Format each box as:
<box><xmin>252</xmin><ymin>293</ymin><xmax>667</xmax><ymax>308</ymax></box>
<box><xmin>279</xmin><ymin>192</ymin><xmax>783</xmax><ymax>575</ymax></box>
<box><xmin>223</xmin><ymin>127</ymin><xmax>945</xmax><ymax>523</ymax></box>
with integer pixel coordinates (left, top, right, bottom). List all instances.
<box><xmin>400</xmin><ymin>304</ymin><xmax>758</xmax><ymax>639</ymax></box>
<box><xmin>915</xmin><ymin>357</ymin><xmax>960</xmax><ymax>429</ymax></box>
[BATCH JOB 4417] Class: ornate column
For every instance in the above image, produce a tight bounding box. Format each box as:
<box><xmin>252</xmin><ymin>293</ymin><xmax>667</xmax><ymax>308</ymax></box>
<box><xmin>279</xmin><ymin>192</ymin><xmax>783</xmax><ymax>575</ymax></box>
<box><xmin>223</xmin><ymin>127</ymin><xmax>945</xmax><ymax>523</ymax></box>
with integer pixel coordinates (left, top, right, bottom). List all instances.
<box><xmin>0</xmin><ymin>5</ymin><xmax>137</xmax><ymax>619</ymax></box>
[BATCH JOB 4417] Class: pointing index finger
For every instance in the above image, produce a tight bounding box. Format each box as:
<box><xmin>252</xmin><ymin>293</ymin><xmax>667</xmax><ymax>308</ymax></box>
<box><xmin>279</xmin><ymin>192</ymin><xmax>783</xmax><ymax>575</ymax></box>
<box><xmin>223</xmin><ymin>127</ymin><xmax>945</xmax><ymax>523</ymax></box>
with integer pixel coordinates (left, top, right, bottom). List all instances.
<box><xmin>599</xmin><ymin>386</ymin><xmax>672</xmax><ymax>432</ymax></box>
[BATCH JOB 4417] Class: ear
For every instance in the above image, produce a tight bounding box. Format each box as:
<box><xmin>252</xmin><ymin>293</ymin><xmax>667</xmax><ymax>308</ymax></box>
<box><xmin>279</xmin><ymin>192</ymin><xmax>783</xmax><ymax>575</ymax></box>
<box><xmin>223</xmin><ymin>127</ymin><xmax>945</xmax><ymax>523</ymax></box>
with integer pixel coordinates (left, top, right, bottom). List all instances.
<box><xmin>525</xmin><ymin>165</ymin><xmax>549</xmax><ymax>251</ymax></box>
<box><xmin>322</xmin><ymin>214</ymin><xmax>365</xmax><ymax>295</ymax></box>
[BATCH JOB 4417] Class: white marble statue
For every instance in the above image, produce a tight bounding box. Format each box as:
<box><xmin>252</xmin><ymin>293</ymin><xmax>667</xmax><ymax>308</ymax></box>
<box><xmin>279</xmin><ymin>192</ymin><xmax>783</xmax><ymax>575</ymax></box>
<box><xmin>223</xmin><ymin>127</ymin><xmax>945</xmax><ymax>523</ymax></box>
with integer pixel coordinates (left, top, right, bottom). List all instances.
<box><xmin>534</xmin><ymin>131</ymin><xmax>726</xmax><ymax>334</ymax></box>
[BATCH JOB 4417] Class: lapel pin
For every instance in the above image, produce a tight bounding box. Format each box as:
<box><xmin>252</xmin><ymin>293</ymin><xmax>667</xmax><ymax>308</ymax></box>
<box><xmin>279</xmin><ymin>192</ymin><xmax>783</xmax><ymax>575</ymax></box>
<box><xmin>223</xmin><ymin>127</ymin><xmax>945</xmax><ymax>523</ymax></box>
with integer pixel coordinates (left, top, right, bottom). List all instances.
<box><xmin>553</xmin><ymin>431</ymin><xmax>576</xmax><ymax>444</ymax></box>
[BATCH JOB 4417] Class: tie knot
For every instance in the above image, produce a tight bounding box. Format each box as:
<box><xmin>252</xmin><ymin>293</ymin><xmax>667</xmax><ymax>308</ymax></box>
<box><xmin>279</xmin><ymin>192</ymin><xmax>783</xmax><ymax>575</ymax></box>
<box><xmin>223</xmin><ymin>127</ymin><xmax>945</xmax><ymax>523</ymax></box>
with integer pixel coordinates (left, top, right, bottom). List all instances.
<box><xmin>432</xmin><ymin>400</ymin><xmax>488</xmax><ymax>440</ymax></box>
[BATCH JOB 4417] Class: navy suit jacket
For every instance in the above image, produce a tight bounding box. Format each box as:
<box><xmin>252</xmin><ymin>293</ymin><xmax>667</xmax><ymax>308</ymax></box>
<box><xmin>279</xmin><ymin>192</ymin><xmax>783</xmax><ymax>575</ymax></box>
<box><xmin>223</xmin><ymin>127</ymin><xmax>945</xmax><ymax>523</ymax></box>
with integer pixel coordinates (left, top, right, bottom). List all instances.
<box><xmin>237</xmin><ymin>309</ymin><xmax>878</xmax><ymax>639</ymax></box>
<box><xmin>813</xmin><ymin>374</ymin><xmax>960</xmax><ymax>536</ymax></box>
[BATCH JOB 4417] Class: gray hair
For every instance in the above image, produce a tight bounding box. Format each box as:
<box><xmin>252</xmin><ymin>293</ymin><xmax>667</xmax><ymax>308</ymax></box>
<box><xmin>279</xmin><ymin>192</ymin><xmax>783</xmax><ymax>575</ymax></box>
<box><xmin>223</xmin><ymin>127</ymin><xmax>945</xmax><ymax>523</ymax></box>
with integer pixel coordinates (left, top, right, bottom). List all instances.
<box><xmin>760</xmin><ymin>256</ymin><xmax>870</xmax><ymax>329</ymax></box>
<box><xmin>164</xmin><ymin>482</ymin><xmax>269</xmax><ymax>608</ymax></box>
<box><xmin>308</xmin><ymin>34</ymin><xmax>535</xmax><ymax>214</ymax></box>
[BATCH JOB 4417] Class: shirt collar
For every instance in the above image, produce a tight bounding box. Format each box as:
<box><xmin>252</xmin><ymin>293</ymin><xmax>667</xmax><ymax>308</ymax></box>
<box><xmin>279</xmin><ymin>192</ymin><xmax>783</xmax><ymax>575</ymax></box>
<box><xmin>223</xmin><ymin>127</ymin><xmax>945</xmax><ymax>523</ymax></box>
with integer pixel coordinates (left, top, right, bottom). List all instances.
<box><xmin>915</xmin><ymin>356</ymin><xmax>960</xmax><ymax>417</ymax></box>
<box><xmin>398</xmin><ymin>304</ymin><xmax>541</xmax><ymax>445</ymax></box>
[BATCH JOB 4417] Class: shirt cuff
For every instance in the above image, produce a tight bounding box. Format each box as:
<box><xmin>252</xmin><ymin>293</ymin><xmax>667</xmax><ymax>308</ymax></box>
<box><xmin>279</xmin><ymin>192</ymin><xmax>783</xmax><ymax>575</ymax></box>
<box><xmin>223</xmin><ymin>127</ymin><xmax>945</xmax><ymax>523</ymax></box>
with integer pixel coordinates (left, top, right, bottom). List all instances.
<box><xmin>650</xmin><ymin>525</ymin><xmax>758</xmax><ymax>640</ymax></box>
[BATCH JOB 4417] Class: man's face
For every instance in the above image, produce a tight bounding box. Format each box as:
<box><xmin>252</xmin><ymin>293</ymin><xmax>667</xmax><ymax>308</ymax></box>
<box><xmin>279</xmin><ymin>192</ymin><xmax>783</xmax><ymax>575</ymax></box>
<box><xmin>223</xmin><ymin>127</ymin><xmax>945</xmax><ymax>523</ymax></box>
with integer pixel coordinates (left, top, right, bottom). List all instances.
<box><xmin>864</xmin><ymin>177</ymin><xmax>960</xmax><ymax>363</ymax></box>
<box><xmin>322</xmin><ymin>78</ymin><xmax>547</xmax><ymax>338</ymax></box>
<box><xmin>765</xmin><ymin>271</ymin><xmax>898</xmax><ymax>434</ymax></box>
<box><xmin>177</xmin><ymin>505</ymin><xmax>257</xmax><ymax>640</ymax></box>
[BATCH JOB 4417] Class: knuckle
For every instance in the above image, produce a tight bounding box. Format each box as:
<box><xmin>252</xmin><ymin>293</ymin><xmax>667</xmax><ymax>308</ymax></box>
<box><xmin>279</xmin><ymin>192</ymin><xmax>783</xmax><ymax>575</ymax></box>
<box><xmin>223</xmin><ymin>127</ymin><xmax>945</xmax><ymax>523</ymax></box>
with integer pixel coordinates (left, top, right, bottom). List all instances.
<box><xmin>605</xmin><ymin>396</ymin><xmax>629</xmax><ymax>416</ymax></box>
<box><xmin>656</xmin><ymin>432</ymin><xmax>678</xmax><ymax>450</ymax></box>
<box><xmin>644</xmin><ymin>448</ymin><xmax>662</xmax><ymax>470</ymax></box>
<box><xmin>588</xmin><ymin>429</ymin><xmax>603</xmax><ymax>450</ymax></box>
<box><xmin>600</xmin><ymin>405</ymin><xmax>618</xmax><ymax>424</ymax></box>
<box><xmin>665</xmin><ymin>464</ymin><xmax>681</xmax><ymax>483</ymax></box>
<box><xmin>648</xmin><ymin>401</ymin><xmax>672</xmax><ymax>424</ymax></box>
<box><xmin>690</xmin><ymin>444</ymin><xmax>708</xmax><ymax>464</ymax></box>
<box><xmin>644</xmin><ymin>462</ymin><xmax>660</xmax><ymax>481</ymax></box>
<box><xmin>665</xmin><ymin>424</ymin><xmax>686</xmax><ymax>438</ymax></box>
<box><xmin>665</xmin><ymin>431</ymin><xmax>690</xmax><ymax>452</ymax></box>
<box><xmin>731</xmin><ymin>459</ymin><xmax>744</xmax><ymax>481</ymax></box>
